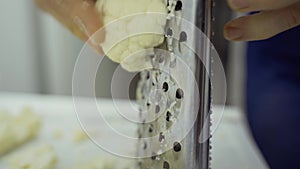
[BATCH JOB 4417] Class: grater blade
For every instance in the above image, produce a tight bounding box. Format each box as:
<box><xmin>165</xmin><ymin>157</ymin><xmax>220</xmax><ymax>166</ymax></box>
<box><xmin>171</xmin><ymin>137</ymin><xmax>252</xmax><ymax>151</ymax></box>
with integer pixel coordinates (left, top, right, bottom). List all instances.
<box><xmin>136</xmin><ymin>0</ymin><xmax>213</xmax><ymax>169</ymax></box>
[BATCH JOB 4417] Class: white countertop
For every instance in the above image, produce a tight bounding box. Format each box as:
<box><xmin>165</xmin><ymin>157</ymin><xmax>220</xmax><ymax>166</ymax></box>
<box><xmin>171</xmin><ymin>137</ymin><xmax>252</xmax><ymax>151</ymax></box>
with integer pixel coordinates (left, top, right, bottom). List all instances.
<box><xmin>0</xmin><ymin>92</ymin><xmax>269</xmax><ymax>169</ymax></box>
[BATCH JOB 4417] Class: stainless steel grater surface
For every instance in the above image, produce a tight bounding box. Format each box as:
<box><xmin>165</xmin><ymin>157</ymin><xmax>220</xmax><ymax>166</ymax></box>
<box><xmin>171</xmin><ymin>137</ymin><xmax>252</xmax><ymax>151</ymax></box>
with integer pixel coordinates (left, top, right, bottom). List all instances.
<box><xmin>136</xmin><ymin>0</ymin><xmax>213</xmax><ymax>168</ymax></box>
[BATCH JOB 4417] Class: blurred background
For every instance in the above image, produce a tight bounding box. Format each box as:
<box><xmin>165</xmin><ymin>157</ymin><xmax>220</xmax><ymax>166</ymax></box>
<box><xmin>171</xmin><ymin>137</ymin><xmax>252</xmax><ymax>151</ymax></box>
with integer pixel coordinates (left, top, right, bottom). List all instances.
<box><xmin>0</xmin><ymin>1</ymin><xmax>273</xmax><ymax>168</ymax></box>
<box><xmin>0</xmin><ymin>0</ymin><xmax>246</xmax><ymax>108</ymax></box>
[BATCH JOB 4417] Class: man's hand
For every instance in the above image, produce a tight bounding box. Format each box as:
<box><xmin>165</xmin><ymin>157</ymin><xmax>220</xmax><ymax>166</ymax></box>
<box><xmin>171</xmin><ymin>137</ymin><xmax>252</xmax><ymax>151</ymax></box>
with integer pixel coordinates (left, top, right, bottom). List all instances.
<box><xmin>224</xmin><ymin>0</ymin><xmax>300</xmax><ymax>41</ymax></box>
<box><xmin>34</xmin><ymin>0</ymin><xmax>103</xmax><ymax>52</ymax></box>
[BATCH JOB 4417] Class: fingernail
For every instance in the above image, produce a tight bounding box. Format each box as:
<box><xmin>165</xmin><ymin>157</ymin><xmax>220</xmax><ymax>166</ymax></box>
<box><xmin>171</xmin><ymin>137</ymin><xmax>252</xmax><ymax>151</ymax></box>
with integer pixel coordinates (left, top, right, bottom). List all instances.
<box><xmin>230</xmin><ymin>0</ymin><xmax>250</xmax><ymax>9</ymax></box>
<box><xmin>224</xmin><ymin>27</ymin><xmax>243</xmax><ymax>40</ymax></box>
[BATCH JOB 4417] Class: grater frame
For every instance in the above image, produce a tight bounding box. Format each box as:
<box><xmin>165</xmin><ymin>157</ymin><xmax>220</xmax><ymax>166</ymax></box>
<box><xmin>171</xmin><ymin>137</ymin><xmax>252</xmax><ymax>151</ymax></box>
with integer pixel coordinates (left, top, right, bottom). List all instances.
<box><xmin>136</xmin><ymin>0</ymin><xmax>213</xmax><ymax>168</ymax></box>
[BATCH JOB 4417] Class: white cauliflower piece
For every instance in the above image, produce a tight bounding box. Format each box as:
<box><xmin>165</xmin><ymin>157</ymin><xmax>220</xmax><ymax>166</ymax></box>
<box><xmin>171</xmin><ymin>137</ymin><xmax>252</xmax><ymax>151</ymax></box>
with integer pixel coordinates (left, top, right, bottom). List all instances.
<box><xmin>96</xmin><ymin>0</ymin><xmax>167</xmax><ymax>71</ymax></box>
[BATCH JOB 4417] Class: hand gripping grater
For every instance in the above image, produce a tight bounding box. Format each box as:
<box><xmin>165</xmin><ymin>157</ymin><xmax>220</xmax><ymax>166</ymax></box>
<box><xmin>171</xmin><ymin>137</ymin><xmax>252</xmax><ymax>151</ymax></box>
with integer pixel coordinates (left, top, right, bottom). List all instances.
<box><xmin>135</xmin><ymin>0</ymin><xmax>213</xmax><ymax>168</ymax></box>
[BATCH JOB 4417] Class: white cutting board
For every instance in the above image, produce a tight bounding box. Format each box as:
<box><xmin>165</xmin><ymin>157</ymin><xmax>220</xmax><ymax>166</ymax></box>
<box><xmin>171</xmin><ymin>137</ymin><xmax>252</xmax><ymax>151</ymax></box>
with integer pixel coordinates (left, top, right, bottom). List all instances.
<box><xmin>0</xmin><ymin>93</ymin><xmax>137</xmax><ymax>168</ymax></box>
<box><xmin>0</xmin><ymin>93</ymin><xmax>269</xmax><ymax>169</ymax></box>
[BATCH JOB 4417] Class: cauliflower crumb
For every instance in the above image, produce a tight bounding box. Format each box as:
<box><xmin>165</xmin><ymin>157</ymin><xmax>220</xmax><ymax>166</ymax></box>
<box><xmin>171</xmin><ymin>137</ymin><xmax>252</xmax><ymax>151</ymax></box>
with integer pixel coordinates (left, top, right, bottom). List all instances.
<box><xmin>73</xmin><ymin>129</ymin><xmax>88</xmax><ymax>143</ymax></box>
<box><xmin>52</xmin><ymin>129</ymin><xmax>63</xmax><ymax>140</ymax></box>
<box><xmin>96</xmin><ymin>0</ymin><xmax>167</xmax><ymax>71</ymax></box>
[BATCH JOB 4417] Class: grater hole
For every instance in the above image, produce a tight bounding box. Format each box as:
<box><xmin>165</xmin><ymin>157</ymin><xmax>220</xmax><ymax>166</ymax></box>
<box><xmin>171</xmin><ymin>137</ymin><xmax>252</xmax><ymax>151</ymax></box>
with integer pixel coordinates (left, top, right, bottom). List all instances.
<box><xmin>175</xmin><ymin>0</ymin><xmax>182</xmax><ymax>11</ymax></box>
<box><xmin>166</xmin><ymin>0</ymin><xmax>172</xmax><ymax>13</ymax></box>
<box><xmin>176</xmin><ymin>88</ymin><xmax>184</xmax><ymax>99</ymax></box>
<box><xmin>146</xmin><ymin>72</ymin><xmax>150</xmax><ymax>79</ymax></box>
<box><xmin>159</xmin><ymin>132</ymin><xmax>165</xmax><ymax>142</ymax></box>
<box><xmin>163</xmin><ymin>161</ymin><xmax>170</xmax><ymax>169</ymax></box>
<box><xmin>179</xmin><ymin>31</ymin><xmax>187</xmax><ymax>42</ymax></box>
<box><xmin>162</xmin><ymin>82</ymin><xmax>169</xmax><ymax>92</ymax></box>
<box><xmin>149</xmin><ymin>124</ymin><xmax>154</xmax><ymax>133</ymax></box>
<box><xmin>155</xmin><ymin>105</ymin><xmax>160</xmax><ymax>113</ymax></box>
<box><xmin>166</xmin><ymin>111</ymin><xmax>172</xmax><ymax>121</ymax></box>
<box><xmin>166</xmin><ymin>28</ymin><xmax>173</xmax><ymax>36</ymax></box>
<box><xmin>143</xmin><ymin>142</ymin><xmax>147</xmax><ymax>149</ymax></box>
<box><xmin>150</xmin><ymin>54</ymin><xmax>155</xmax><ymax>59</ymax></box>
<box><xmin>151</xmin><ymin>154</ymin><xmax>157</xmax><ymax>160</ymax></box>
<box><xmin>158</xmin><ymin>54</ymin><xmax>165</xmax><ymax>63</ymax></box>
<box><xmin>173</xmin><ymin>141</ymin><xmax>182</xmax><ymax>152</ymax></box>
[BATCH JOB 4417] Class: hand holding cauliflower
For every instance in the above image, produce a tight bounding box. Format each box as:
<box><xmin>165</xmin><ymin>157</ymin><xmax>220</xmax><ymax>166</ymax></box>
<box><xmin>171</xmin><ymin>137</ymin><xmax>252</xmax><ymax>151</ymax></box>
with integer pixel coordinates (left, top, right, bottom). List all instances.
<box><xmin>95</xmin><ymin>0</ymin><xmax>167</xmax><ymax>71</ymax></box>
<box><xmin>35</xmin><ymin>0</ymin><xmax>167</xmax><ymax>71</ymax></box>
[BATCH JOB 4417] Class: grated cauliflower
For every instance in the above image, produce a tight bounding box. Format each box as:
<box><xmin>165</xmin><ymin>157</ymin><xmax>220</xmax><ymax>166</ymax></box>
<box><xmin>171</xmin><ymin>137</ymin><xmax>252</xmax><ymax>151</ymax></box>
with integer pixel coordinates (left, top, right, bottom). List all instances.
<box><xmin>0</xmin><ymin>108</ymin><xmax>41</xmax><ymax>156</ymax></box>
<box><xmin>6</xmin><ymin>144</ymin><xmax>57</xmax><ymax>169</ymax></box>
<box><xmin>95</xmin><ymin>0</ymin><xmax>167</xmax><ymax>72</ymax></box>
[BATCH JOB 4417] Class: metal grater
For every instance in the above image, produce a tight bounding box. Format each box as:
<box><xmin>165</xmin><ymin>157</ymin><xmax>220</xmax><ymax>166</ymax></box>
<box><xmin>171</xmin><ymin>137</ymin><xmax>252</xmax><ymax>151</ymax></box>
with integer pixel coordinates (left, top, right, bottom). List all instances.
<box><xmin>136</xmin><ymin>0</ymin><xmax>213</xmax><ymax>168</ymax></box>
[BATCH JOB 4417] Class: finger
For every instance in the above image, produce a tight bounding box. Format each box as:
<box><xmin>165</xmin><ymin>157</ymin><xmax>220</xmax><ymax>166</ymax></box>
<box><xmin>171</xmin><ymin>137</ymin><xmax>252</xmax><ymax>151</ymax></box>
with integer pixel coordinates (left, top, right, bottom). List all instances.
<box><xmin>227</xmin><ymin>0</ymin><xmax>299</xmax><ymax>12</ymax></box>
<box><xmin>34</xmin><ymin>0</ymin><xmax>104</xmax><ymax>54</ymax></box>
<box><xmin>34</xmin><ymin>0</ymin><xmax>103</xmax><ymax>43</ymax></box>
<box><xmin>224</xmin><ymin>2</ymin><xmax>300</xmax><ymax>41</ymax></box>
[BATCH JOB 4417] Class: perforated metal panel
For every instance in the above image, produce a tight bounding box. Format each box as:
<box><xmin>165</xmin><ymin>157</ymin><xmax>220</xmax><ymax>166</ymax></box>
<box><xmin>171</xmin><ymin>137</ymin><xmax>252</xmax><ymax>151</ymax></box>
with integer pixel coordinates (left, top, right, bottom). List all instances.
<box><xmin>136</xmin><ymin>0</ymin><xmax>213</xmax><ymax>168</ymax></box>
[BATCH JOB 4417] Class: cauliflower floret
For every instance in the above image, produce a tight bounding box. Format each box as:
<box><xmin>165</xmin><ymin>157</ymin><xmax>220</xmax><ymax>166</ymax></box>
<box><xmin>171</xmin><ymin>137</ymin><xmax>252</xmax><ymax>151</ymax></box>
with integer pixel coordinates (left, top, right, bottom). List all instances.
<box><xmin>96</xmin><ymin>0</ymin><xmax>167</xmax><ymax>71</ymax></box>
